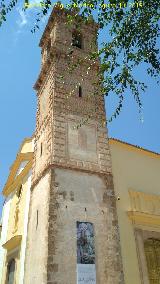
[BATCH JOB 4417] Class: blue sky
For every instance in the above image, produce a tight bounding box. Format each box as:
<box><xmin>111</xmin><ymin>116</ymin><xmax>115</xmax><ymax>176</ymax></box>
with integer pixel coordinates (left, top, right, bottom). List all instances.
<box><xmin>0</xmin><ymin>3</ymin><xmax>160</xmax><ymax>216</ymax></box>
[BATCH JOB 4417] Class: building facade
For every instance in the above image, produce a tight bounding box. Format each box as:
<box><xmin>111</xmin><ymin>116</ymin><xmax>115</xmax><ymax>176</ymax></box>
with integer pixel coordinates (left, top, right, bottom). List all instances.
<box><xmin>1</xmin><ymin>137</ymin><xmax>160</xmax><ymax>283</ymax></box>
<box><xmin>0</xmin><ymin>6</ymin><xmax>160</xmax><ymax>284</ymax></box>
<box><xmin>0</xmin><ymin>138</ymin><xmax>33</xmax><ymax>284</ymax></box>
<box><xmin>109</xmin><ymin>139</ymin><xmax>160</xmax><ymax>284</ymax></box>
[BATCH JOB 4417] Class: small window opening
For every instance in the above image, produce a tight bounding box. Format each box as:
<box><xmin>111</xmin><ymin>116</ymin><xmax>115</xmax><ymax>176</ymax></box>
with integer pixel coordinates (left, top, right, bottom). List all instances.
<box><xmin>36</xmin><ymin>210</ymin><xmax>38</xmax><ymax>230</ymax></box>
<box><xmin>17</xmin><ymin>185</ymin><xmax>22</xmax><ymax>199</ymax></box>
<box><xmin>40</xmin><ymin>143</ymin><xmax>43</xmax><ymax>156</ymax></box>
<box><xmin>72</xmin><ymin>31</ymin><xmax>82</xmax><ymax>49</ymax></box>
<box><xmin>78</xmin><ymin>85</ymin><xmax>82</xmax><ymax>97</ymax></box>
<box><xmin>7</xmin><ymin>258</ymin><xmax>15</xmax><ymax>284</ymax></box>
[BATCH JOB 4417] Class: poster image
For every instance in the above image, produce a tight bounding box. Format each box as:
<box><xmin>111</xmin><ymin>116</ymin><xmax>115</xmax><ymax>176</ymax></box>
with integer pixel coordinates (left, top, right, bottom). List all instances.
<box><xmin>77</xmin><ymin>222</ymin><xmax>95</xmax><ymax>264</ymax></box>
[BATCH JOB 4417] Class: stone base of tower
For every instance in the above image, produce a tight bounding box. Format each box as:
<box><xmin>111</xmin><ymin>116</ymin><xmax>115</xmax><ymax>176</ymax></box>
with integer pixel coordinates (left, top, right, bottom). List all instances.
<box><xmin>24</xmin><ymin>167</ymin><xmax>124</xmax><ymax>284</ymax></box>
<box><xmin>24</xmin><ymin>170</ymin><xmax>50</xmax><ymax>284</ymax></box>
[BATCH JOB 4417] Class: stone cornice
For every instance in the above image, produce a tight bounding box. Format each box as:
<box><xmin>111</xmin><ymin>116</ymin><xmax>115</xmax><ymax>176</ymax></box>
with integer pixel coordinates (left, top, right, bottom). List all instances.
<box><xmin>128</xmin><ymin>211</ymin><xmax>160</xmax><ymax>228</ymax></box>
<box><xmin>128</xmin><ymin>189</ymin><xmax>160</xmax><ymax>217</ymax></box>
<box><xmin>31</xmin><ymin>163</ymin><xmax>112</xmax><ymax>190</ymax></box>
<box><xmin>2</xmin><ymin>235</ymin><xmax>22</xmax><ymax>251</ymax></box>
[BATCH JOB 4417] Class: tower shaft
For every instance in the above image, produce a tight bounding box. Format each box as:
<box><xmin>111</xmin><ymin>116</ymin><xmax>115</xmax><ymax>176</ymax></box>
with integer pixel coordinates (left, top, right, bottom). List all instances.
<box><xmin>24</xmin><ymin>7</ymin><xmax>124</xmax><ymax>284</ymax></box>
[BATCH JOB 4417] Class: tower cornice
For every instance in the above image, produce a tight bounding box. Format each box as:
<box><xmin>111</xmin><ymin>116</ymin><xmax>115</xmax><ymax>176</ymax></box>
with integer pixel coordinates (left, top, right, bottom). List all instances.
<box><xmin>31</xmin><ymin>163</ymin><xmax>112</xmax><ymax>191</ymax></box>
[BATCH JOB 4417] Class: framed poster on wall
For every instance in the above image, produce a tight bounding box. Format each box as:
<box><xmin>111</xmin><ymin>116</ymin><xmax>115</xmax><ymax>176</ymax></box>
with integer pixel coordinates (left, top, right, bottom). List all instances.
<box><xmin>77</xmin><ymin>221</ymin><xmax>96</xmax><ymax>284</ymax></box>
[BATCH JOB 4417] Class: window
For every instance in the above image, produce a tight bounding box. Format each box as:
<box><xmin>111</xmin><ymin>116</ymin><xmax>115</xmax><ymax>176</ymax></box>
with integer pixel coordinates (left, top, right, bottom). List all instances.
<box><xmin>40</xmin><ymin>143</ymin><xmax>43</xmax><ymax>156</ymax></box>
<box><xmin>78</xmin><ymin>85</ymin><xmax>82</xmax><ymax>97</ymax></box>
<box><xmin>16</xmin><ymin>185</ymin><xmax>22</xmax><ymax>199</ymax></box>
<box><xmin>72</xmin><ymin>31</ymin><xmax>82</xmax><ymax>49</ymax></box>
<box><xmin>7</xmin><ymin>259</ymin><xmax>15</xmax><ymax>284</ymax></box>
<box><xmin>144</xmin><ymin>238</ymin><xmax>160</xmax><ymax>283</ymax></box>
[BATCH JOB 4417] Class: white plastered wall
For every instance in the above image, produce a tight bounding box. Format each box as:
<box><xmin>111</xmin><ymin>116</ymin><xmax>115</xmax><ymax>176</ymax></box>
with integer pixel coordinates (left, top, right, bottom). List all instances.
<box><xmin>0</xmin><ymin>194</ymin><xmax>12</xmax><ymax>283</ymax></box>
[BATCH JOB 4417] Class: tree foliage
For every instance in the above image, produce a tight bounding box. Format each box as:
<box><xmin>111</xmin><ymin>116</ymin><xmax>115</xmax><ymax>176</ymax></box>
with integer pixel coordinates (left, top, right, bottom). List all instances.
<box><xmin>0</xmin><ymin>0</ymin><xmax>160</xmax><ymax>121</ymax></box>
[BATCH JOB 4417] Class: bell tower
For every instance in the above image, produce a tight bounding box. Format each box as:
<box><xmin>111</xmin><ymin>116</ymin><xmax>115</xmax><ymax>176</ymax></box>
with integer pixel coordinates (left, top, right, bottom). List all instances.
<box><xmin>24</xmin><ymin>5</ymin><xmax>124</xmax><ymax>284</ymax></box>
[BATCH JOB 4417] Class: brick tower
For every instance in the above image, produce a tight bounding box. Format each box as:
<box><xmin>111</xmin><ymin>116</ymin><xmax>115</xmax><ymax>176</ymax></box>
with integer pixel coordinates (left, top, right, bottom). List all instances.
<box><xmin>24</xmin><ymin>6</ymin><xmax>124</xmax><ymax>284</ymax></box>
